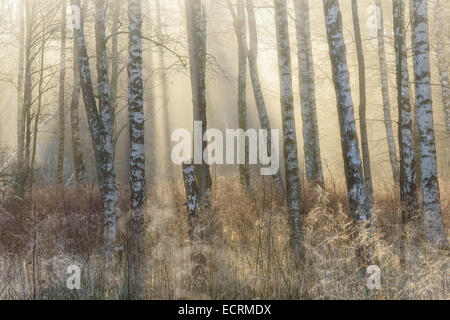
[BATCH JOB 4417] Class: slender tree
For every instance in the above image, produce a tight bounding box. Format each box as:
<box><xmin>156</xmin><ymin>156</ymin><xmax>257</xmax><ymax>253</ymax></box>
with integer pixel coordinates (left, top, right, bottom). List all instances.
<box><xmin>70</xmin><ymin>0</ymin><xmax>87</xmax><ymax>185</ymax></box>
<box><xmin>393</xmin><ymin>0</ymin><xmax>417</xmax><ymax>211</ymax></box>
<box><xmin>185</xmin><ymin>0</ymin><xmax>211</xmax><ymax>200</ymax></box>
<box><xmin>21</xmin><ymin>0</ymin><xmax>35</xmax><ymax>193</ymax></box>
<box><xmin>144</xmin><ymin>0</ymin><xmax>157</xmax><ymax>183</ymax></box>
<box><xmin>412</xmin><ymin>0</ymin><xmax>447</xmax><ymax>248</ymax></box>
<box><xmin>433</xmin><ymin>0</ymin><xmax>450</xmax><ymax>139</ymax></box>
<box><xmin>70</xmin><ymin>37</ymin><xmax>85</xmax><ymax>184</ymax></box>
<box><xmin>245</xmin><ymin>0</ymin><xmax>283</xmax><ymax>191</ymax></box>
<box><xmin>375</xmin><ymin>0</ymin><xmax>400</xmax><ymax>185</ymax></box>
<box><xmin>71</xmin><ymin>0</ymin><xmax>118</xmax><ymax>261</ymax></box>
<box><xmin>409</xmin><ymin>0</ymin><xmax>422</xmax><ymax>190</ymax></box>
<box><xmin>352</xmin><ymin>0</ymin><xmax>373</xmax><ymax>204</ymax></box>
<box><xmin>109</xmin><ymin>0</ymin><xmax>121</xmax><ymax>156</ymax></box>
<box><xmin>17</xmin><ymin>0</ymin><xmax>25</xmax><ymax>185</ymax></box>
<box><xmin>323</xmin><ymin>0</ymin><xmax>370</xmax><ymax>221</ymax></box>
<box><xmin>226</xmin><ymin>0</ymin><xmax>250</xmax><ymax>191</ymax></box>
<box><xmin>293</xmin><ymin>0</ymin><xmax>324</xmax><ymax>189</ymax></box>
<box><xmin>273</xmin><ymin>0</ymin><xmax>303</xmax><ymax>257</ymax></box>
<box><xmin>57</xmin><ymin>0</ymin><xmax>67</xmax><ymax>185</ymax></box>
<box><xmin>30</xmin><ymin>13</ymin><xmax>47</xmax><ymax>188</ymax></box>
<box><xmin>127</xmin><ymin>0</ymin><xmax>146</xmax><ymax>299</ymax></box>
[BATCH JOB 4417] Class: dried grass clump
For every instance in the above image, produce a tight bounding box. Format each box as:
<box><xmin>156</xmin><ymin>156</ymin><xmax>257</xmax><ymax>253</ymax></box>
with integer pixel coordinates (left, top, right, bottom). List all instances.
<box><xmin>0</xmin><ymin>178</ymin><xmax>448</xmax><ymax>299</ymax></box>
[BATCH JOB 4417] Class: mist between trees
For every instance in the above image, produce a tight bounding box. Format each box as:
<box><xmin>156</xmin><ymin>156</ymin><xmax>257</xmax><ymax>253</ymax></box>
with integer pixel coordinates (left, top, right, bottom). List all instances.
<box><xmin>0</xmin><ymin>0</ymin><xmax>448</xmax><ymax>300</ymax></box>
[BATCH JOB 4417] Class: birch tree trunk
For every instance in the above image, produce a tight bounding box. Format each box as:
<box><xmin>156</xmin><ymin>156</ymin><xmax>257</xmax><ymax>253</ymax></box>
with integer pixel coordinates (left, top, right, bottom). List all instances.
<box><xmin>409</xmin><ymin>0</ymin><xmax>422</xmax><ymax>192</ymax></box>
<box><xmin>70</xmin><ymin>0</ymin><xmax>87</xmax><ymax>185</ymax></box>
<box><xmin>95</xmin><ymin>0</ymin><xmax>115</xmax><ymax>157</ymax></box>
<box><xmin>323</xmin><ymin>0</ymin><xmax>370</xmax><ymax>221</ymax></box>
<box><xmin>352</xmin><ymin>0</ymin><xmax>373</xmax><ymax>204</ymax></box>
<box><xmin>182</xmin><ymin>162</ymin><xmax>199</xmax><ymax>240</ymax></box>
<box><xmin>184</xmin><ymin>2</ymin><xmax>216</xmax><ymax>281</ymax></box>
<box><xmin>433</xmin><ymin>0</ymin><xmax>450</xmax><ymax>139</ymax></box>
<box><xmin>393</xmin><ymin>0</ymin><xmax>418</xmax><ymax>211</ymax></box>
<box><xmin>71</xmin><ymin>0</ymin><xmax>118</xmax><ymax>262</ymax></box>
<box><xmin>273</xmin><ymin>0</ymin><xmax>303</xmax><ymax>258</ymax></box>
<box><xmin>57</xmin><ymin>0</ymin><xmax>67</xmax><ymax>185</ymax></box>
<box><xmin>227</xmin><ymin>0</ymin><xmax>250</xmax><ymax>191</ymax></box>
<box><xmin>127</xmin><ymin>0</ymin><xmax>146</xmax><ymax>299</ymax></box>
<box><xmin>94</xmin><ymin>0</ymin><xmax>118</xmax><ymax>260</ymax></box>
<box><xmin>70</xmin><ymin>33</ymin><xmax>86</xmax><ymax>184</ymax></box>
<box><xmin>294</xmin><ymin>0</ymin><xmax>324</xmax><ymax>189</ymax></box>
<box><xmin>375</xmin><ymin>0</ymin><xmax>400</xmax><ymax>185</ymax></box>
<box><xmin>245</xmin><ymin>0</ymin><xmax>283</xmax><ymax>191</ymax></box>
<box><xmin>185</xmin><ymin>0</ymin><xmax>211</xmax><ymax>200</ymax></box>
<box><xmin>412</xmin><ymin>0</ymin><xmax>447</xmax><ymax>248</ymax></box>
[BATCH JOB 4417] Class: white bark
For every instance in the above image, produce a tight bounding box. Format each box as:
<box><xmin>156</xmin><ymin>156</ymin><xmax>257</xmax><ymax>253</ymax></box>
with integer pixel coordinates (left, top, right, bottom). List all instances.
<box><xmin>273</xmin><ymin>0</ymin><xmax>303</xmax><ymax>257</ymax></box>
<box><xmin>294</xmin><ymin>0</ymin><xmax>324</xmax><ymax>188</ymax></box>
<box><xmin>393</xmin><ymin>0</ymin><xmax>418</xmax><ymax>210</ymax></box>
<box><xmin>94</xmin><ymin>0</ymin><xmax>118</xmax><ymax>259</ymax></box>
<box><xmin>412</xmin><ymin>0</ymin><xmax>447</xmax><ymax>248</ymax></box>
<box><xmin>185</xmin><ymin>0</ymin><xmax>211</xmax><ymax>199</ymax></box>
<box><xmin>323</xmin><ymin>0</ymin><xmax>370</xmax><ymax>221</ymax></box>
<box><xmin>71</xmin><ymin>0</ymin><xmax>118</xmax><ymax>261</ymax></box>
<box><xmin>128</xmin><ymin>0</ymin><xmax>146</xmax><ymax>210</ymax></box>
<box><xmin>127</xmin><ymin>0</ymin><xmax>146</xmax><ymax>298</ymax></box>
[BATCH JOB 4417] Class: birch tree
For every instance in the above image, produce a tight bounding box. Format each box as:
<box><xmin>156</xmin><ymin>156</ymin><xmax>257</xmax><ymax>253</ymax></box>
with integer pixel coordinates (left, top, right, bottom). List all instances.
<box><xmin>229</xmin><ymin>0</ymin><xmax>283</xmax><ymax>191</ymax></box>
<box><xmin>185</xmin><ymin>0</ymin><xmax>211</xmax><ymax>200</ymax></box>
<box><xmin>226</xmin><ymin>0</ymin><xmax>250</xmax><ymax>191</ymax></box>
<box><xmin>375</xmin><ymin>0</ymin><xmax>400</xmax><ymax>185</ymax></box>
<box><xmin>433</xmin><ymin>0</ymin><xmax>450</xmax><ymax>139</ymax></box>
<box><xmin>393</xmin><ymin>0</ymin><xmax>418</xmax><ymax>211</ymax></box>
<box><xmin>56</xmin><ymin>0</ymin><xmax>66</xmax><ymax>185</ymax></box>
<box><xmin>409</xmin><ymin>0</ymin><xmax>422</xmax><ymax>190</ymax></box>
<box><xmin>70</xmin><ymin>0</ymin><xmax>86</xmax><ymax>184</ymax></box>
<box><xmin>323</xmin><ymin>0</ymin><xmax>370</xmax><ymax>221</ymax></box>
<box><xmin>70</xmin><ymin>45</ymin><xmax>84</xmax><ymax>184</ymax></box>
<box><xmin>293</xmin><ymin>0</ymin><xmax>324</xmax><ymax>189</ymax></box>
<box><xmin>351</xmin><ymin>0</ymin><xmax>373</xmax><ymax>203</ymax></box>
<box><xmin>127</xmin><ymin>0</ymin><xmax>146</xmax><ymax>298</ymax></box>
<box><xmin>273</xmin><ymin>0</ymin><xmax>303</xmax><ymax>257</ymax></box>
<box><xmin>412</xmin><ymin>0</ymin><xmax>447</xmax><ymax>248</ymax></box>
<box><xmin>71</xmin><ymin>0</ymin><xmax>118</xmax><ymax>261</ymax></box>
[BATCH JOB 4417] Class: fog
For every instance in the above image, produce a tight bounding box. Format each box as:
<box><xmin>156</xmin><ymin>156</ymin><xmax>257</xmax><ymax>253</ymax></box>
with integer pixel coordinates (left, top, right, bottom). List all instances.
<box><xmin>0</xmin><ymin>0</ymin><xmax>449</xmax><ymax>187</ymax></box>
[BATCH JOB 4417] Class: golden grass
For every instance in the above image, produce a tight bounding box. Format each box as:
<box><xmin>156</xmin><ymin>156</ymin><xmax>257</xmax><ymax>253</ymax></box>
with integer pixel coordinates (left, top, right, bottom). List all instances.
<box><xmin>0</xmin><ymin>177</ymin><xmax>448</xmax><ymax>299</ymax></box>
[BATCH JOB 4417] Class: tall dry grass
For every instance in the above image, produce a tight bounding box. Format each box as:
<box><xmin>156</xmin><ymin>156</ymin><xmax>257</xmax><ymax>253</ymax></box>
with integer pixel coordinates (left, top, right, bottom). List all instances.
<box><xmin>0</xmin><ymin>177</ymin><xmax>448</xmax><ymax>299</ymax></box>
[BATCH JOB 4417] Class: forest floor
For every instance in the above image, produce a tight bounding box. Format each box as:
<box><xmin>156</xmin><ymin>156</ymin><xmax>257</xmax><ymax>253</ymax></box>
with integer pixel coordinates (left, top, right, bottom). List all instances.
<box><xmin>0</xmin><ymin>177</ymin><xmax>448</xmax><ymax>299</ymax></box>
